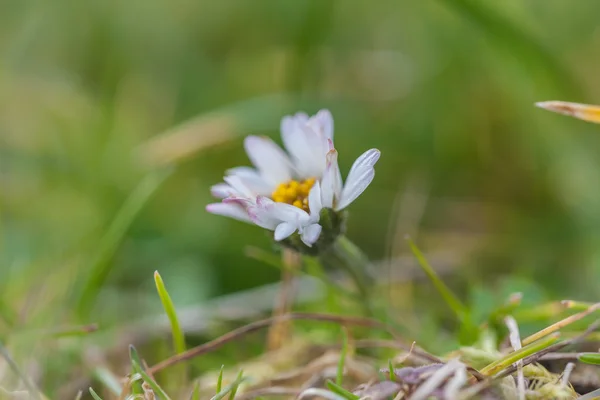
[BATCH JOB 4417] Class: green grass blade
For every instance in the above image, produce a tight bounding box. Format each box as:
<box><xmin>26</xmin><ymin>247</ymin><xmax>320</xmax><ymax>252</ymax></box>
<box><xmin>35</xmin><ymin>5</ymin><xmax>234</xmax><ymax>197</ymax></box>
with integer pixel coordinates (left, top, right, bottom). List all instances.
<box><xmin>212</xmin><ymin>370</ymin><xmax>246</xmax><ymax>400</ymax></box>
<box><xmin>480</xmin><ymin>333</ymin><xmax>561</xmax><ymax>376</ymax></box>
<box><xmin>88</xmin><ymin>388</ymin><xmax>103</xmax><ymax>400</ymax></box>
<box><xmin>388</xmin><ymin>360</ymin><xmax>395</xmax><ymax>381</ymax></box>
<box><xmin>154</xmin><ymin>270</ymin><xmax>186</xmax><ymax>355</ymax></box>
<box><xmin>227</xmin><ymin>370</ymin><xmax>244</xmax><ymax>400</ymax></box>
<box><xmin>189</xmin><ymin>381</ymin><xmax>200</xmax><ymax>400</ymax></box>
<box><xmin>0</xmin><ymin>297</ymin><xmax>17</xmax><ymax>328</ymax></box>
<box><xmin>216</xmin><ymin>365</ymin><xmax>225</xmax><ymax>393</ymax></box>
<box><xmin>438</xmin><ymin>0</ymin><xmax>583</xmax><ymax>98</ymax></box>
<box><xmin>406</xmin><ymin>237</ymin><xmax>467</xmax><ymax>320</ymax></box>
<box><xmin>92</xmin><ymin>367</ymin><xmax>122</xmax><ymax>395</ymax></box>
<box><xmin>129</xmin><ymin>345</ymin><xmax>144</xmax><ymax>372</ymax></box>
<box><xmin>325</xmin><ymin>380</ymin><xmax>359</xmax><ymax>400</ymax></box>
<box><xmin>128</xmin><ymin>345</ymin><xmax>146</xmax><ymax>395</ymax></box>
<box><xmin>131</xmin><ymin>359</ymin><xmax>173</xmax><ymax>400</ymax></box>
<box><xmin>578</xmin><ymin>352</ymin><xmax>600</xmax><ymax>365</ymax></box>
<box><xmin>76</xmin><ymin>168</ymin><xmax>172</xmax><ymax>318</ymax></box>
<box><xmin>336</xmin><ymin>329</ymin><xmax>348</xmax><ymax>386</ymax></box>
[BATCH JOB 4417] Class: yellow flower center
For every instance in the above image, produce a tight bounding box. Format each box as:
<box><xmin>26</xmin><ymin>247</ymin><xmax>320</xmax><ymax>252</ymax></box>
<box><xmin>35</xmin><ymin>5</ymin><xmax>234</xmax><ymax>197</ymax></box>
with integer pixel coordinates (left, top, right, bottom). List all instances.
<box><xmin>271</xmin><ymin>177</ymin><xmax>316</xmax><ymax>211</ymax></box>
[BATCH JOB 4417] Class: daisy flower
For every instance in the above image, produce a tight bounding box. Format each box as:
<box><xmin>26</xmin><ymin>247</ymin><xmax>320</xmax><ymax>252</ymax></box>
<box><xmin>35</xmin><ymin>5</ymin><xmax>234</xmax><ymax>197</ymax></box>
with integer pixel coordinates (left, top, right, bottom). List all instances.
<box><xmin>207</xmin><ymin>110</ymin><xmax>380</xmax><ymax>251</ymax></box>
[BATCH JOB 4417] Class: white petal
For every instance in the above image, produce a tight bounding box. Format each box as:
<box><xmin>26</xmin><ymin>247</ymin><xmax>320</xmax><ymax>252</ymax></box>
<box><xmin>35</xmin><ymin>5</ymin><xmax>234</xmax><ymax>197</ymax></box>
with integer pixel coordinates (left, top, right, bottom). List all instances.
<box><xmin>301</xmin><ymin>224</ymin><xmax>322</xmax><ymax>246</ymax></box>
<box><xmin>281</xmin><ymin>122</ymin><xmax>325</xmax><ymax>178</ymax></box>
<box><xmin>246</xmin><ymin>204</ymin><xmax>279</xmax><ymax>230</ymax></box>
<box><xmin>243</xmin><ymin>136</ymin><xmax>293</xmax><ymax>185</ymax></box>
<box><xmin>300</xmin><ymin>124</ymin><xmax>328</xmax><ymax>175</ymax></box>
<box><xmin>307</xmin><ymin>180</ymin><xmax>322</xmax><ymax>222</ymax></box>
<box><xmin>320</xmin><ymin>149</ymin><xmax>342</xmax><ymax>209</ymax></box>
<box><xmin>210</xmin><ymin>183</ymin><xmax>236</xmax><ymax>199</ymax></box>
<box><xmin>280</xmin><ymin>122</ymin><xmax>316</xmax><ymax>176</ymax></box>
<box><xmin>260</xmin><ymin>197</ymin><xmax>310</xmax><ymax>225</ymax></box>
<box><xmin>281</xmin><ymin>112</ymin><xmax>308</xmax><ymax>137</ymax></box>
<box><xmin>223</xmin><ymin>175</ymin><xmax>255</xmax><ymax>198</ymax></box>
<box><xmin>247</xmin><ymin>196</ymin><xmax>309</xmax><ymax>231</ymax></box>
<box><xmin>336</xmin><ymin>149</ymin><xmax>380</xmax><ymax>211</ymax></box>
<box><xmin>226</xmin><ymin>166</ymin><xmax>274</xmax><ymax>195</ymax></box>
<box><xmin>206</xmin><ymin>203</ymin><xmax>251</xmax><ymax>223</ymax></box>
<box><xmin>274</xmin><ymin>222</ymin><xmax>297</xmax><ymax>241</ymax></box>
<box><xmin>308</xmin><ymin>109</ymin><xmax>334</xmax><ymax>141</ymax></box>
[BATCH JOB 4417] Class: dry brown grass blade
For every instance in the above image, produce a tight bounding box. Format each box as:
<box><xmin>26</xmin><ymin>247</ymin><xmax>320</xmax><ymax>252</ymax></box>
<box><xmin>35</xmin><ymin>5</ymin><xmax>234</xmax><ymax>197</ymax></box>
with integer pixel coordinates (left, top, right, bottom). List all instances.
<box><xmin>522</xmin><ymin>302</ymin><xmax>600</xmax><ymax>346</ymax></box>
<box><xmin>147</xmin><ymin>312</ymin><xmax>423</xmax><ymax>375</ymax></box>
<box><xmin>135</xmin><ymin>113</ymin><xmax>237</xmax><ymax>168</ymax></box>
<box><xmin>536</xmin><ymin>101</ymin><xmax>600</xmax><ymax>124</ymax></box>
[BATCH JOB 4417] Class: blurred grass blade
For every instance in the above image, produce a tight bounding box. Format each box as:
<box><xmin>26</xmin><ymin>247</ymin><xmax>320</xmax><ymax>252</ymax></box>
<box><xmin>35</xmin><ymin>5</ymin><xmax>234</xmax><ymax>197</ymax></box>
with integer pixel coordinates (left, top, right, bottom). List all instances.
<box><xmin>439</xmin><ymin>0</ymin><xmax>582</xmax><ymax>97</ymax></box>
<box><xmin>227</xmin><ymin>370</ymin><xmax>244</xmax><ymax>400</ymax></box>
<box><xmin>388</xmin><ymin>360</ymin><xmax>395</xmax><ymax>381</ymax></box>
<box><xmin>536</xmin><ymin>101</ymin><xmax>600</xmax><ymax>124</ymax></box>
<box><xmin>189</xmin><ymin>381</ymin><xmax>200</xmax><ymax>400</ymax></box>
<box><xmin>76</xmin><ymin>168</ymin><xmax>172</xmax><ymax>318</ymax></box>
<box><xmin>406</xmin><ymin>237</ymin><xmax>467</xmax><ymax>320</ymax></box>
<box><xmin>51</xmin><ymin>323</ymin><xmax>99</xmax><ymax>338</ymax></box>
<box><xmin>135</xmin><ymin>93</ymin><xmax>298</xmax><ymax>167</ymax></box>
<box><xmin>336</xmin><ymin>328</ymin><xmax>349</xmax><ymax>386</ymax></box>
<box><xmin>131</xmin><ymin>358</ymin><xmax>172</xmax><ymax>400</ymax></box>
<box><xmin>480</xmin><ymin>333</ymin><xmax>560</xmax><ymax>376</ymax></box>
<box><xmin>0</xmin><ymin>297</ymin><xmax>17</xmax><ymax>328</ymax></box>
<box><xmin>154</xmin><ymin>270</ymin><xmax>186</xmax><ymax>355</ymax></box>
<box><xmin>562</xmin><ymin>300</ymin><xmax>597</xmax><ymax>311</ymax></box>
<box><xmin>92</xmin><ymin>367</ymin><xmax>122</xmax><ymax>395</ymax></box>
<box><xmin>88</xmin><ymin>388</ymin><xmax>103</xmax><ymax>400</ymax></box>
<box><xmin>212</xmin><ymin>370</ymin><xmax>246</xmax><ymax>400</ymax></box>
<box><xmin>128</xmin><ymin>345</ymin><xmax>146</xmax><ymax>395</ymax></box>
<box><xmin>578</xmin><ymin>352</ymin><xmax>600</xmax><ymax>365</ymax></box>
<box><xmin>325</xmin><ymin>380</ymin><xmax>359</xmax><ymax>400</ymax></box>
<box><xmin>216</xmin><ymin>365</ymin><xmax>225</xmax><ymax>393</ymax></box>
<box><xmin>522</xmin><ymin>302</ymin><xmax>600</xmax><ymax>346</ymax></box>
<box><xmin>0</xmin><ymin>340</ymin><xmax>43</xmax><ymax>400</ymax></box>
<box><xmin>129</xmin><ymin>345</ymin><xmax>144</xmax><ymax>372</ymax></box>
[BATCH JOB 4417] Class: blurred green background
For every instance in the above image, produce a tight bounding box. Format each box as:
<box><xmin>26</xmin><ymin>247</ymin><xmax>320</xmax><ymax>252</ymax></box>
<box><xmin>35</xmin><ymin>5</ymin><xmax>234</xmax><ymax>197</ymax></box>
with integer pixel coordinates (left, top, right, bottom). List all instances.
<box><xmin>2</xmin><ymin>0</ymin><xmax>600</xmax><ymax>395</ymax></box>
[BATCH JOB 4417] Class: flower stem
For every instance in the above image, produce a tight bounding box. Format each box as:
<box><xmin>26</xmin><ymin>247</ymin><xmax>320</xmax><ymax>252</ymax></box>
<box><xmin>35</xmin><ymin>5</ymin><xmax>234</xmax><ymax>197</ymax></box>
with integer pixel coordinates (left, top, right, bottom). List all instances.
<box><xmin>320</xmin><ymin>235</ymin><xmax>375</xmax><ymax>316</ymax></box>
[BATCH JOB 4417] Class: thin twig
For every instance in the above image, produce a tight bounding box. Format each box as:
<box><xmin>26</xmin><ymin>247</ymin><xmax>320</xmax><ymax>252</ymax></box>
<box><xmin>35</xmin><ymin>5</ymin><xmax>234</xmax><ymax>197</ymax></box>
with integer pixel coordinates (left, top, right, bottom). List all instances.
<box><xmin>147</xmin><ymin>312</ymin><xmax>419</xmax><ymax>374</ymax></box>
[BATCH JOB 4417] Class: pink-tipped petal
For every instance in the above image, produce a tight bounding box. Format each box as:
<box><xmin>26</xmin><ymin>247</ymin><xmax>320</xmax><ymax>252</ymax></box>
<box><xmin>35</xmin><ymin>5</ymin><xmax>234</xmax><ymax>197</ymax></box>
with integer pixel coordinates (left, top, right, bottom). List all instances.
<box><xmin>210</xmin><ymin>183</ymin><xmax>236</xmax><ymax>199</ymax></box>
<box><xmin>247</xmin><ymin>205</ymin><xmax>279</xmax><ymax>230</ymax></box>
<box><xmin>320</xmin><ymin>149</ymin><xmax>342</xmax><ymax>209</ymax></box>
<box><xmin>206</xmin><ymin>203</ymin><xmax>251</xmax><ymax>223</ymax></box>
<box><xmin>224</xmin><ymin>175</ymin><xmax>254</xmax><ymax>198</ymax></box>
<box><xmin>301</xmin><ymin>224</ymin><xmax>322</xmax><ymax>246</ymax></box>
<box><xmin>336</xmin><ymin>149</ymin><xmax>380</xmax><ymax>211</ymax></box>
<box><xmin>226</xmin><ymin>166</ymin><xmax>274</xmax><ymax>195</ymax></box>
